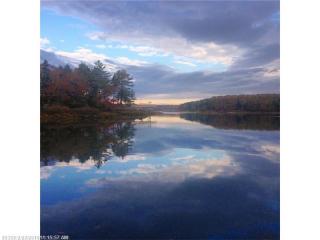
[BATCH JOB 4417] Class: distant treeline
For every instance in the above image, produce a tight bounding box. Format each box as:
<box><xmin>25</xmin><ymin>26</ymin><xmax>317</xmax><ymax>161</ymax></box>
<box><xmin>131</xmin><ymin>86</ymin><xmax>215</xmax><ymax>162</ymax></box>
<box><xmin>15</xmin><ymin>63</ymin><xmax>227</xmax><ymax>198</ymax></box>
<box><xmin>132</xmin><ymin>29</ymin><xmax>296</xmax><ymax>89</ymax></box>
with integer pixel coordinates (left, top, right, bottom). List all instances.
<box><xmin>136</xmin><ymin>104</ymin><xmax>179</xmax><ymax>112</ymax></box>
<box><xmin>179</xmin><ymin>94</ymin><xmax>280</xmax><ymax>113</ymax></box>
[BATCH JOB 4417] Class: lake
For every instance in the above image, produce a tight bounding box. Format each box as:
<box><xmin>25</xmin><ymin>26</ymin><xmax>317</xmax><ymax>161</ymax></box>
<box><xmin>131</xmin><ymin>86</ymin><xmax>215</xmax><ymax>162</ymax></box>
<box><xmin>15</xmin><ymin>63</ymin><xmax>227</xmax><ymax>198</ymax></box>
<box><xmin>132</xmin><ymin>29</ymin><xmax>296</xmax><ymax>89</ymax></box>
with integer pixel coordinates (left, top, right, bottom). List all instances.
<box><xmin>41</xmin><ymin>114</ymin><xmax>280</xmax><ymax>239</ymax></box>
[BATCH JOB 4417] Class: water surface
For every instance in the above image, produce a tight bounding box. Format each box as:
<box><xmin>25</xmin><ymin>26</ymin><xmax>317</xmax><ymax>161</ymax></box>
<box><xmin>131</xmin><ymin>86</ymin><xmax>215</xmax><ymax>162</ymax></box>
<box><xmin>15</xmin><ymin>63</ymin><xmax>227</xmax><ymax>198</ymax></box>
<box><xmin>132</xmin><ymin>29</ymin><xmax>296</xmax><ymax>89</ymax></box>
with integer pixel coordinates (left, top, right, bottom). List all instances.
<box><xmin>41</xmin><ymin>114</ymin><xmax>280</xmax><ymax>239</ymax></box>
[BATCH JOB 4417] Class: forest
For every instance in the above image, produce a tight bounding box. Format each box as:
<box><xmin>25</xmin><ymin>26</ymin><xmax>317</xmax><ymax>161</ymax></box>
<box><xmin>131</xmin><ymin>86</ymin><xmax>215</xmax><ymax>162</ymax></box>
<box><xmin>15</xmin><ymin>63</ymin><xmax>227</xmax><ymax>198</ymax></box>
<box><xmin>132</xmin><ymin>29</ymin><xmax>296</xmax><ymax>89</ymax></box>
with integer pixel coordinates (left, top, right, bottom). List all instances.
<box><xmin>179</xmin><ymin>94</ymin><xmax>280</xmax><ymax>113</ymax></box>
<box><xmin>41</xmin><ymin>60</ymin><xmax>146</xmax><ymax>124</ymax></box>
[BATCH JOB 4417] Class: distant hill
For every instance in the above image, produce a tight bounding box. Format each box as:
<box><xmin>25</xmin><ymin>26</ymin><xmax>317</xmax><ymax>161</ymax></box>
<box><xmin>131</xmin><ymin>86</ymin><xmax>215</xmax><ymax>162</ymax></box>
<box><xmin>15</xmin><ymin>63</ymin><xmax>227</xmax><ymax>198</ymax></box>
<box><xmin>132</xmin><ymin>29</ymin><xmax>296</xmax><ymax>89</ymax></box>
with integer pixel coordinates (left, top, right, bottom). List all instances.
<box><xmin>179</xmin><ymin>94</ymin><xmax>280</xmax><ymax>113</ymax></box>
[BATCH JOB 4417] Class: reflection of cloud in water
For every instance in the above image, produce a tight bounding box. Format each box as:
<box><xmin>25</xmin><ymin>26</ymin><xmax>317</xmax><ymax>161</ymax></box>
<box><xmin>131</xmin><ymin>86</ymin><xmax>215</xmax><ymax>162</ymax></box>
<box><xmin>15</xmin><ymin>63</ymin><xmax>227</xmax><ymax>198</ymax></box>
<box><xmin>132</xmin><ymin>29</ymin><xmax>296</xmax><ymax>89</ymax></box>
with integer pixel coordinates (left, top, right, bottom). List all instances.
<box><xmin>86</xmin><ymin>153</ymin><xmax>240</xmax><ymax>187</ymax></box>
<box><xmin>42</xmin><ymin>170</ymin><xmax>279</xmax><ymax>239</ymax></box>
<box><xmin>116</xmin><ymin>154</ymin><xmax>147</xmax><ymax>162</ymax></box>
<box><xmin>41</xmin><ymin>115</ymin><xmax>279</xmax><ymax>239</ymax></box>
<box><xmin>259</xmin><ymin>144</ymin><xmax>280</xmax><ymax>162</ymax></box>
<box><xmin>41</xmin><ymin>158</ymin><xmax>101</xmax><ymax>179</ymax></box>
<box><xmin>41</xmin><ymin>153</ymin><xmax>149</xmax><ymax>179</ymax></box>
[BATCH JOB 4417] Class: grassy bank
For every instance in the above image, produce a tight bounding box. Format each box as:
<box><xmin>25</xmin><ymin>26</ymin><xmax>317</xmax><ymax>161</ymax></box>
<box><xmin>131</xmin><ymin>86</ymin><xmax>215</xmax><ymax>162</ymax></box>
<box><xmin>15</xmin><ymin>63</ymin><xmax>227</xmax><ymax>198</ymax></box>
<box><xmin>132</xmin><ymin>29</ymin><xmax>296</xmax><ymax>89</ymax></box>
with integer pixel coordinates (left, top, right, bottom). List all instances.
<box><xmin>41</xmin><ymin>105</ymin><xmax>148</xmax><ymax>125</ymax></box>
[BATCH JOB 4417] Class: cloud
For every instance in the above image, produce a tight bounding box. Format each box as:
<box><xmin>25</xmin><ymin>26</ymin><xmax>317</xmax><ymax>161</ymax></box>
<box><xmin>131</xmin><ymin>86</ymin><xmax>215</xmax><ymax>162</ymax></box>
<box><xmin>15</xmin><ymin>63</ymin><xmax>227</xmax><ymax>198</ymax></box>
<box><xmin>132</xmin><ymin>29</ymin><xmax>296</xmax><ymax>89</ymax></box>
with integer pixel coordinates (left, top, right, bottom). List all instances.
<box><xmin>43</xmin><ymin>1</ymin><xmax>279</xmax><ymax>46</ymax></box>
<box><xmin>127</xmin><ymin>64</ymin><xmax>279</xmax><ymax>99</ymax></box>
<box><xmin>87</xmin><ymin>155</ymin><xmax>239</xmax><ymax>185</ymax></box>
<box><xmin>50</xmin><ymin>47</ymin><xmax>147</xmax><ymax>67</ymax></box>
<box><xmin>41</xmin><ymin>158</ymin><xmax>101</xmax><ymax>179</ymax></box>
<box><xmin>115</xmin><ymin>57</ymin><xmax>148</xmax><ymax>66</ymax></box>
<box><xmin>41</xmin><ymin>47</ymin><xmax>279</xmax><ymax>99</ymax></box>
<box><xmin>95</xmin><ymin>44</ymin><xmax>106</xmax><ymax>49</ymax></box>
<box><xmin>120</xmin><ymin>154</ymin><xmax>147</xmax><ymax>162</ymax></box>
<box><xmin>40</xmin><ymin>37</ymin><xmax>55</xmax><ymax>52</ymax></box>
<box><xmin>231</xmin><ymin>44</ymin><xmax>280</xmax><ymax>69</ymax></box>
<box><xmin>174</xmin><ymin>60</ymin><xmax>197</xmax><ymax>67</ymax></box>
<box><xmin>40</xmin><ymin>37</ymin><xmax>50</xmax><ymax>47</ymax></box>
<box><xmin>41</xmin><ymin>1</ymin><xmax>280</xmax><ymax>98</ymax></box>
<box><xmin>88</xmin><ymin>32</ymin><xmax>242</xmax><ymax>65</ymax></box>
<box><xmin>43</xmin><ymin>1</ymin><xmax>279</xmax><ymax>68</ymax></box>
<box><xmin>259</xmin><ymin>144</ymin><xmax>280</xmax><ymax>162</ymax></box>
<box><xmin>112</xmin><ymin>44</ymin><xmax>168</xmax><ymax>57</ymax></box>
<box><xmin>56</xmin><ymin>47</ymin><xmax>108</xmax><ymax>63</ymax></box>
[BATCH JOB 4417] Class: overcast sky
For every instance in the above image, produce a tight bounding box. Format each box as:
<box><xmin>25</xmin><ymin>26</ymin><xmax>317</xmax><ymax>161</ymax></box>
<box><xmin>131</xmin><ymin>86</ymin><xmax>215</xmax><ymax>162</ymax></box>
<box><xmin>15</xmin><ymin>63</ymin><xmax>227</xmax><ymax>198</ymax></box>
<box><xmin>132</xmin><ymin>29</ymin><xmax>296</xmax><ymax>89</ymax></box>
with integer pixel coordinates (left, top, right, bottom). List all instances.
<box><xmin>41</xmin><ymin>0</ymin><xmax>279</xmax><ymax>104</ymax></box>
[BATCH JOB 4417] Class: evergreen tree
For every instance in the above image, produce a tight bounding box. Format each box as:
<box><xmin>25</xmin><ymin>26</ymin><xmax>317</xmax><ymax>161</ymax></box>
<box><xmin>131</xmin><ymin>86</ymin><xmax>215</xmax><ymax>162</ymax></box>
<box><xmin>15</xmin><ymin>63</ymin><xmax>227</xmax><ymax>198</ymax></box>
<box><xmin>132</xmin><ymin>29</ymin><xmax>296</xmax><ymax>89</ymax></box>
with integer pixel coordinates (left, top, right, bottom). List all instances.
<box><xmin>40</xmin><ymin>60</ymin><xmax>51</xmax><ymax>91</ymax></box>
<box><xmin>88</xmin><ymin>61</ymin><xmax>112</xmax><ymax>106</ymax></box>
<box><xmin>111</xmin><ymin>69</ymin><xmax>135</xmax><ymax>105</ymax></box>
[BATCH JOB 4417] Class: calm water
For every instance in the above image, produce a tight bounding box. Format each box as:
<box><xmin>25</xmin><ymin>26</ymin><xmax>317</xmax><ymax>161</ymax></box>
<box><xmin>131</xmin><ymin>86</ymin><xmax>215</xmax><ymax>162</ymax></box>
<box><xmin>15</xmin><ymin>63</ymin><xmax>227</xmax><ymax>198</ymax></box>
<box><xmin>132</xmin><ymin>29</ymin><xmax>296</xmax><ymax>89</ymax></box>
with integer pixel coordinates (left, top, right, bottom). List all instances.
<box><xmin>41</xmin><ymin>114</ymin><xmax>280</xmax><ymax>239</ymax></box>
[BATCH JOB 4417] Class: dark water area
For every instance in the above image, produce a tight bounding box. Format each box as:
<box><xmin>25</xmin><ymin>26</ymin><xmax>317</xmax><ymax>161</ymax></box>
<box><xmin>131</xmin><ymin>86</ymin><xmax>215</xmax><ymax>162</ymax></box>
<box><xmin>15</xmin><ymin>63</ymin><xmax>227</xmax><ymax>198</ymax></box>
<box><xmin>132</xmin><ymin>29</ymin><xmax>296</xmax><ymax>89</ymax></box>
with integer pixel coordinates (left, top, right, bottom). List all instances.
<box><xmin>41</xmin><ymin>114</ymin><xmax>280</xmax><ymax>239</ymax></box>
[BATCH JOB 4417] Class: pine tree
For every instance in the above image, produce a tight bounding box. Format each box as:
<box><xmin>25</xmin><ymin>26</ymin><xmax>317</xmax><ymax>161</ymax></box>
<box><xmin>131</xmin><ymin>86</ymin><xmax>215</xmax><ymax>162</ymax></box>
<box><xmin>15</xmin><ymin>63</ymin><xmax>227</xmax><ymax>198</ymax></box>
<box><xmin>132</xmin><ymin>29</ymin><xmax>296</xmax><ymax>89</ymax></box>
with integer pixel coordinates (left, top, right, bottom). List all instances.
<box><xmin>40</xmin><ymin>60</ymin><xmax>51</xmax><ymax>91</ymax></box>
<box><xmin>111</xmin><ymin>69</ymin><xmax>135</xmax><ymax>105</ymax></box>
<box><xmin>88</xmin><ymin>61</ymin><xmax>112</xmax><ymax>107</ymax></box>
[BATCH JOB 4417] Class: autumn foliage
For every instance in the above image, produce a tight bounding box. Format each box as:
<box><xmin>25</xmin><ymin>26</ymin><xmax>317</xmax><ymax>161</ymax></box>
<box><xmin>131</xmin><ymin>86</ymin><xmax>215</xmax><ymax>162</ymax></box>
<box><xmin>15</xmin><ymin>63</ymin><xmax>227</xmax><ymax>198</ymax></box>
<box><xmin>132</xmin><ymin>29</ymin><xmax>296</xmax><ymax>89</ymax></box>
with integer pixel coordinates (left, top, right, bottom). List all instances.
<box><xmin>41</xmin><ymin>60</ymin><xmax>135</xmax><ymax>110</ymax></box>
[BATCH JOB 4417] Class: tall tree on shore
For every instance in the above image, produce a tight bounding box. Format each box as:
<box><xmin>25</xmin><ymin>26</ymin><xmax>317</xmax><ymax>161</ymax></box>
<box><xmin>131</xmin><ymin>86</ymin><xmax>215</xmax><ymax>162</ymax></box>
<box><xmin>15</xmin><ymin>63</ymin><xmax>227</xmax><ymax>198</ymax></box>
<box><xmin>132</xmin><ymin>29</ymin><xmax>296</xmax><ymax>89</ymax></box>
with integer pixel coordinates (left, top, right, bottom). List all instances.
<box><xmin>89</xmin><ymin>60</ymin><xmax>112</xmax><ymax>107</ymax></box>
<box><xmin>40</xmin><ymin>60</ymin><xmax>51</xmax><ymax>91</ymax></box>
<box><xmin>111</xmin><ymin>69</ymin><xmax>135</xmax><ymax>105</ymax></box>
<box><xmin>40</xmin><ymin>60</ymin><xmax>52</xmax><ymax>107</ymax></box>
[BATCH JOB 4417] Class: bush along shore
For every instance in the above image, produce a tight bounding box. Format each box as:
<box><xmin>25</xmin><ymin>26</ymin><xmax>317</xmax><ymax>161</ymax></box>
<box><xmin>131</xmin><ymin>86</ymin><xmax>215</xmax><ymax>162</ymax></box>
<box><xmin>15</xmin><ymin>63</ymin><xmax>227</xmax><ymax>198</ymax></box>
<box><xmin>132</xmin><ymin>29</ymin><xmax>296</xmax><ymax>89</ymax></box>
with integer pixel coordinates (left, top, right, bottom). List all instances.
<box><xmin>41</xmin><ymin>60</ymin><xmax>147</xmax><ymax>125</ymax></box>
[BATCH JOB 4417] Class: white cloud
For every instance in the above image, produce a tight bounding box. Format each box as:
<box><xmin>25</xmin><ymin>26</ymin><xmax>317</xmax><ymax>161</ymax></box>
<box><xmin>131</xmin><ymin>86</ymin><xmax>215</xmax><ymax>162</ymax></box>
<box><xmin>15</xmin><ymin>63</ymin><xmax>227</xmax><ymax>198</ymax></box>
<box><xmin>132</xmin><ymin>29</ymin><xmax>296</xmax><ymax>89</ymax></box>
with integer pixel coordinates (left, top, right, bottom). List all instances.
<box><xmin>56</xmin><ymin>47</ymin><xmax>108</xmax><ymax>63</ymax></box>
<box><xmin>53</xmin><ymin>47</ymin><xmax>148</xmax><ymax>67</ymax></box>
<box><xmin>259</xmin><ymin>144</ymin><xmax>280</xmax><ymax>162</ymax></box>
<box><xmin>88</xmin><ymin>32</ymin><xmax>243</xmax><ymax>65</ymax></box>
<box><xmin>118</xmin><ymin>154</ymin><xmax>147</xmax><ymax>162</ymax></box>
<box><xmin>127</xmin><ymin>45</ymin><xmax>168</xmax><ymax>57</ymax></box>
<box><xmin>115</xmin><ymin>56</ymin><xmax>148</xmax><ymax>66</ymax></box>
<box><xmin>40</xmin><ymin>37</ymin><xmax>50</xmax><ymax>47</ymax></box>
<box><xmin>85</xmin><ymin>154</ymin><xmax>240</xmax><ymax>186</ymax></box>
<box><xmin>40</xmin><ymin>37</ymin><xmax>55</xmax><ymax>52</ymax></box>
<box><xmin>41</xmin><ymin>158</ymin><xmax>102</xmax><ymax>179</ymax></box>
<box><xmin>174</xmin><ymin>60</ymin><xmax>197</xmax><ymax>67</ymax></box>
<box><xmin>96</xmin><ymin>44</ymin><xmax>107</xmax><ymax>49</ymax></box>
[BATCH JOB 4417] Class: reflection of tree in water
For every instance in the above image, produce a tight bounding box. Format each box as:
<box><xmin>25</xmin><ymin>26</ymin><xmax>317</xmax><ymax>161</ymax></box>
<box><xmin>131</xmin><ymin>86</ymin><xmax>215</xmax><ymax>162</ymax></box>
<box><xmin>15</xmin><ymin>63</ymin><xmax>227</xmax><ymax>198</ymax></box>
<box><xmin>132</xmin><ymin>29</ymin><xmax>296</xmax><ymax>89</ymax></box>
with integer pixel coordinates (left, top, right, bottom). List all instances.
<box><xmin>110</xmin><ymin>122</ymin><xmax>135</xmax><ymax>159</ymax></box>
<box><xmin>180</xmin><ymin>113</ymin><xmax>280</xmax><ymax>130</ymax></box>
<box><xmin>41</xmin><ymin>121</ymin><xmax>135</xmax><ymax>167</ymax></box>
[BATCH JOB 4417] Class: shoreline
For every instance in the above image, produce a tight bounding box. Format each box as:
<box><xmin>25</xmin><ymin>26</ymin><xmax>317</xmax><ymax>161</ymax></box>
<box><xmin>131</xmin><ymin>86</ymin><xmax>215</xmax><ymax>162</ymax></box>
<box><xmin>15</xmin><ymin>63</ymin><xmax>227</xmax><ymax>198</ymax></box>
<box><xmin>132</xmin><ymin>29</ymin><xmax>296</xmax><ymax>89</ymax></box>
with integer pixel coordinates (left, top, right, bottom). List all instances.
<box><xmin>41</xmin><ymin>106</ymin><xmax>149</xmax><ymax>126</ymax></box>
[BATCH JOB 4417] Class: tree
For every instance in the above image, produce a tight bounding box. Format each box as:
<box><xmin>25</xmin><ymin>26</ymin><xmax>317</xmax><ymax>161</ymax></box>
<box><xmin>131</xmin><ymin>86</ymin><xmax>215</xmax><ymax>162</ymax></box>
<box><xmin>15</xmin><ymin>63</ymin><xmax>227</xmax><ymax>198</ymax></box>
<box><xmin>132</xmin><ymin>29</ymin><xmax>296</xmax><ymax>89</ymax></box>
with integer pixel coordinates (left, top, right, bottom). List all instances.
<box><xmin>111</xmin><ymin>69</ymin><xmax>135</xmax><ymax>105</ymax></box>
<box><xmin>40</xmin><ymin>60</ymin><xmax>51</xmax><ymax>91</ymax></box>
<box><xmin>40</xmin><ymin>60</ymin><xmax>52</xmax><ymax>107</ymax></box>
<box><xmin>40</xmin><ymin>60</ymin><xmax>137</xmax><ymax>111</ymax></box>
<box><xmin>88</xmin><ymin>61</ymin><xmax>112</xmax><ymax>107</ymax></box>
<box><xmin>76</xmin><ymin>62</ymin><xmax>92</xmax><ymax>79</ymax></box>
<box><xmin>45</xmin><ymin>67</ymin><xmax>89</xmax><ymax>107</ymax></box>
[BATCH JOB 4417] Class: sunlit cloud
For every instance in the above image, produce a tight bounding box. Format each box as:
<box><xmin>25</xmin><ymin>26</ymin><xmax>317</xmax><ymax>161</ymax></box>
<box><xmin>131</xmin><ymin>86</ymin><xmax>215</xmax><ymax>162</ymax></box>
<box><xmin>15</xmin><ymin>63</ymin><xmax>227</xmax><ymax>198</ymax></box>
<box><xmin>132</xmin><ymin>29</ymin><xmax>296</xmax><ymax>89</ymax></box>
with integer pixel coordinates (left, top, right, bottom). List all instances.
<box><xmin>88</xmin><ymin>32</ymin><xmax>242</xmax><ymax>65</ymax></box>
<box><xmin>56</xmin><ymin>47</ymin><xmax>108</xmax><ymax>63</ymax></box>
<box><xmin>115</xmin><ymin>56</ymin><xmax>148</xmax><ymax>66</ymax></box>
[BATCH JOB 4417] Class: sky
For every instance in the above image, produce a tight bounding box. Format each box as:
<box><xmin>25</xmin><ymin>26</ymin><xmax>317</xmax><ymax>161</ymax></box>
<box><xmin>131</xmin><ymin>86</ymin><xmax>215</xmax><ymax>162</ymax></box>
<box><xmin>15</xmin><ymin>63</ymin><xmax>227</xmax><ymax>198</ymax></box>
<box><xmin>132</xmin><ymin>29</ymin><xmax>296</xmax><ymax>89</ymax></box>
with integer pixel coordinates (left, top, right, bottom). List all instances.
<box><xmin>41</xmin><ymin>1</ymin><xmax>280</xmax><ymax>105</ymax></box>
